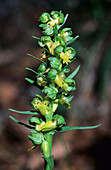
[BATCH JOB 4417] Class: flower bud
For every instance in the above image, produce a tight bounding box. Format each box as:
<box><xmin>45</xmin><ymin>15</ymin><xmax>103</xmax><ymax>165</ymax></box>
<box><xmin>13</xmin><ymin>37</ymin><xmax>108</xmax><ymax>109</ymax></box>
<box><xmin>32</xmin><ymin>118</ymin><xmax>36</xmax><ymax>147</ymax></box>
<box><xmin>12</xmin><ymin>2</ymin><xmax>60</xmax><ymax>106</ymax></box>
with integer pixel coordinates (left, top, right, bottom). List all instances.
<box><xmin>41</xmin><ymin>140</ymin><xmax>50</xmax><ymax>157</ymax></box>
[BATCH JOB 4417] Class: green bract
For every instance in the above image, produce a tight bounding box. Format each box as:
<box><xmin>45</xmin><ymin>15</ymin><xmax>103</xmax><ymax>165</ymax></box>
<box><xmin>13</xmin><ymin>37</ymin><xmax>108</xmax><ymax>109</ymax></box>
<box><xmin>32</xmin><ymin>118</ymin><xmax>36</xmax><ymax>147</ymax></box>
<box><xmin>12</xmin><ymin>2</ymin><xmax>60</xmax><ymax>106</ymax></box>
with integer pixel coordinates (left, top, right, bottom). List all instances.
<box><xmin>9</xmin><ymin>10</ymin><xmax>101</xmax><ymax>170</ymax></box>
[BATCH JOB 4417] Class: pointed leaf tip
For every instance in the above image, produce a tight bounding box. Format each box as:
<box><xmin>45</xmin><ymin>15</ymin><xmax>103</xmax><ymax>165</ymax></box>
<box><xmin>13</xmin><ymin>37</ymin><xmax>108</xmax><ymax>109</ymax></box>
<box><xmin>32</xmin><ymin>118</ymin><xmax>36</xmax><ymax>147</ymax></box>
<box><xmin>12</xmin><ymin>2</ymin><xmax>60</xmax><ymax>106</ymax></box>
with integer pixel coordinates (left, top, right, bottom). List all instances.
<box><xmin>25</xmin><ymin>78</ymin><xmax>34</xmax><ymax>84</ymax></box>
<box><xmin>9</xmin><ymin>115</ymin><xmax>20</xmax><ymax>123</ymax></box>
<box><xmin>8</xmin><ymin>108</ymin><xmax>39</xmax><ymax>115</ymax></box>
<box><xmin>56</xmin><ymin>124</ymin><xmax>101</xmax><ymax>132</ymax></box>
<box><xmin>32</xmin><ymin>36</ymin><xmax>40</xmax><ymax>40</ymax></box>
<box><xmin>68</xmin><ymin>65</ymin><xmax>80</xmax><ymax>79</ymax></box>
<box><xmin>26</xmin><ymin>53</ymin><xmax>46</xmax><ymax>65</ymax></box>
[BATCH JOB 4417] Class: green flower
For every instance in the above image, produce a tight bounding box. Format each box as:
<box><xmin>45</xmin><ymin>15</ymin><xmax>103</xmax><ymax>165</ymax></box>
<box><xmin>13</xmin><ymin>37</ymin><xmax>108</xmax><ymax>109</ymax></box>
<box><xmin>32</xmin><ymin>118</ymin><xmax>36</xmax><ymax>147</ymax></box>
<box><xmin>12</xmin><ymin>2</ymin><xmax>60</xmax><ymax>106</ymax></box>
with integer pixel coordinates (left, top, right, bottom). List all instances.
<box><xmin>31</xmin><ymin>97</ymin><xmax>51</xmax><ymax>116</ymax></box>
<box><xmin>54</xmin><ymin>45</ymin><xmax>71</xmax><ymax>64</ymax></box>
<box><xmin>42</xmin><ymin>84</ymin><xmax>58</xmax><ymax>99</ymax></box>
<box><xmin>39</xmin><ymin>12</ymin><xmax>51</xmax><ymax>23</ymax></box>
<box><xmin>60</xmin><ymin>28</ymin><xmax>73</xmax><ymax>43</ymax></box>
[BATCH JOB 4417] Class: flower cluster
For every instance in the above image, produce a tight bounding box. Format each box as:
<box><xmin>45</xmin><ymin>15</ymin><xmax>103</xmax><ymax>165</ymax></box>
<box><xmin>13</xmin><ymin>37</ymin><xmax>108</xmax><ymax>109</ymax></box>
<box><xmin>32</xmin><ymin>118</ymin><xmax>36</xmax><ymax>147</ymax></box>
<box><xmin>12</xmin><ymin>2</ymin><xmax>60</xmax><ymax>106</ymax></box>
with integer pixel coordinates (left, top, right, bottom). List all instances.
<box><xmin>25</xmin><ymin>11</ymin><xmax>80</xmax><ymax>147</ymax></box>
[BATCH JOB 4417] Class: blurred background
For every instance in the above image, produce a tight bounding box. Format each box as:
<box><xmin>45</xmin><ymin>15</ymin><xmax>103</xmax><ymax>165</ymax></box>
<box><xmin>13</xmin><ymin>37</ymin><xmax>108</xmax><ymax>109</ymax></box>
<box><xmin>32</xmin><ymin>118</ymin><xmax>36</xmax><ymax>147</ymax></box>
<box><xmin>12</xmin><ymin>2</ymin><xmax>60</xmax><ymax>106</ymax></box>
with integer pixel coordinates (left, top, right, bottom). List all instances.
<box><xmin>0</xmin><ymin>0</ymin><xmax>111</xmax><ymax>169</ymax></box>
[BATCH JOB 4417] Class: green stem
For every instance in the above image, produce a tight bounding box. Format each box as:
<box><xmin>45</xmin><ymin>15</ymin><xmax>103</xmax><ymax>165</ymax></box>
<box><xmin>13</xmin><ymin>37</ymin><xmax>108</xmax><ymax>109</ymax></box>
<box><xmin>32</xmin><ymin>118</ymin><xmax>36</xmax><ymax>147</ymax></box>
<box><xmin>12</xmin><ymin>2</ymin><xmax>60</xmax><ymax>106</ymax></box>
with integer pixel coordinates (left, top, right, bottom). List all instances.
<box><xmin>45</xmin><ymin>133</ymin><xmax>53</xmax><ymax>170</ymax></box>
<box><xmin>43</xmin><ymin>113</ymin><xmax>54</xmax><ymax>170</ymax></box>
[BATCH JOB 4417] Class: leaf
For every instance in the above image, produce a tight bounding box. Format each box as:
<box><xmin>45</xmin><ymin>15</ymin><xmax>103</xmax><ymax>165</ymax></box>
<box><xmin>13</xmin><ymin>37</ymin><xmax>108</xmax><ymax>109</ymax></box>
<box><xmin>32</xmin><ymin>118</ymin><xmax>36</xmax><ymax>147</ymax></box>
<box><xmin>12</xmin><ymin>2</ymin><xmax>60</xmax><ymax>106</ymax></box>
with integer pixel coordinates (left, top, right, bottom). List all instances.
<box><xmin>25</xmin><ymin>67</ymin><xmax>38</xmax><ymax>74</ymax></box>
<box><xmin>27</xmin><ymin>53</ymin><xmax>47</xmax><ymax>65</ymax></box>
<box><xmin>66</xmin><ymin>35</ymin><xmax>79</xmax><ymax>46</ymax></box>
<box><xmin>25</xmin><ymin>78</ymin><xmax>34</xmax><ymax>84</ymax></box>
<box><xmin>9</xmin><ymin>116</ymin><xmax>33</xmax><ymax>129</ymax></box>
<box><xmin>68</xmin><ymin>65</ymin><xmax>80</xmax><ymax>79</ymax></box>
<box><xmin>8</xmin><ymin>108</ymin><xmax>39</xmax><ymax>115</ymax></box>
<box><xmin>27</xmin><ymin>145</ymin><xmax>36</xmax><ymax>152</ymax></box>
<box><xmin>59</xmin><ymin>14</ymin><xmax>69</xmax><ymax>28</ymax></box>
<box><xmin>26</xmin><ymin>67</ymin><xmax>47</xmax><ymax>80</ymax></box>
<box><xmin>43</xmin><ymin>155</ymin><xmax>54</xmax><ymax>170</ymax></box>
<box><xmin>32</xmin><ymin>36</ymin><xmax>40</xmax><ymax>40</ymax></box>
<box><xmin>56</xmin><ymin>124</ymin><xmax>101</xmax><ymax>132</ymax></box>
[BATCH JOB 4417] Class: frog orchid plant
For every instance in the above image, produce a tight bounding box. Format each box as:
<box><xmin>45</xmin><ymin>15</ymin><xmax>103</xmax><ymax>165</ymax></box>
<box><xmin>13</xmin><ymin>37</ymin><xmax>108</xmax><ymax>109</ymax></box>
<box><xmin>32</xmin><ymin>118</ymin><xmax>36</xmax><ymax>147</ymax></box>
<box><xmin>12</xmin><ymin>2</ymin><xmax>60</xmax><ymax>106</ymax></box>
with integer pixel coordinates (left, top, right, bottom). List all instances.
<box><xmin>9</xmin><ymin>11</ymin><xmax>101</xmax><ymax>170</ymax></box>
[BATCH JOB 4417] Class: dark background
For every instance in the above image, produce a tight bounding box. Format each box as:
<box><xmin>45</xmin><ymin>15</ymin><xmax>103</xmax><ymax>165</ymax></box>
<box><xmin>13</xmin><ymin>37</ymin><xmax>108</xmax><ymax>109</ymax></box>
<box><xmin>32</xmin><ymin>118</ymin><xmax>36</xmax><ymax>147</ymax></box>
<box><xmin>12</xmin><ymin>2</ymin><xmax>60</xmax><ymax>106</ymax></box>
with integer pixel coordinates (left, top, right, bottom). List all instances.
<box><xmin>0</xmin><ymin>0</ymin><xmax>111</xmax><ymax>169</ymax></box>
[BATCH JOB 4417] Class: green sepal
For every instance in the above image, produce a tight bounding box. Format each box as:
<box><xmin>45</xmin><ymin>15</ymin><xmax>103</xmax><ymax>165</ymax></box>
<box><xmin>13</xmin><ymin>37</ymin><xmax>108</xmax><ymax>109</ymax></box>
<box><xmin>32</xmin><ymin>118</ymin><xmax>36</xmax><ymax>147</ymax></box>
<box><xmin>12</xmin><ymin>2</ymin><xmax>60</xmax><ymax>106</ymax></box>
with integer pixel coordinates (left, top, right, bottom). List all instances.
<box><xmin>43</xmin><ymin>155</ymin><xmax>54</xmax><ymax>170</ymax></box>
<box><xmin>62</xmin><ymin>68</ymin><xmax>70</xmax><ymax>73</ymax></box>
<box><xmin>42</xmin><ymin>86</ymin><xmax>58</xmax><ymax>99</ymax></box>
<box><xmin>61</xmin><ymin>27</ymin><xmax>71</xmax><ymax>33</ymax></box>
<box><xmin>57</xmin><ymin>36</ymin><xmax>65</xmax><ymax>46</ymax></box>
<box><xmin>8</xmin><ymin>108</ymin><xmax>39</xmax><ymax>115</ymax></box>
<box><xmin>59</xmin><ymin>95</ymin><xmax>74</xmax><ymax>108</ymax></box>
<box><xmin>66</xmin><ymin>35</ymin><xmax>79</xmax><ymax>46</ymax></box>
<box><xmin>56</xmin><ymin>124</ymin><xmax>102</xmax><ymax>132</ymax></box>
<box><xmin>38</xmin><ymin>63</ymin><xmax>46</xmax><ymax>72</ymax></box>
<box><xmin>35</xmin><ymin>94</ymin><xmax>43</xmax><ymax>101</ymax></box>
<box><xmin>25</xmin><ymin>78</ymin><xmax>34</xmax><ymax>84</ymax></box>
<box><xmin>42</xmin><ymin>27</ymin><xmax>53</xmax><ymax>36</ymax></box>
<box><xmin>28</xmin><ymin>116</ymin><xmax>41</xmax><ymax>126</ymax></box>
<box><xmin>38</xmin><ymin>40</ymin><xmax>45</xmax><ymax>47</ymax></box>
<box><xmin>48</xmin><ymin>57</ymin><xmax>61</xmax><ymax>70</ymax></box>
<box><xmin>68</xmin><ymin>65</ymin><xmax>80</xmax><ymax>79</ymax></box>
<box><xmin>28</xmin><ymin>132</ymin><xmax>44</xmax><ymax>145</ymax></box>
<box><xmin>54</xmin><ymin>45</ymin><xmax>64</xmax><ymax>55</ymax></box>
<box><xmin>64</xmin><ymin>78</ymin><xmax>75</xmax><ymax>84</ymax></box>
<box><xmin>47</xmin><ymin>69</ymin><xmax>58</xmax><ymax>80</ymax></box>
<box><xmin>53</xmin><ymin>114</ymin><xmax>66</xmax><ymax>126</ymax></box>
<box><xmin>41</xmin><ymin>36</ymin><xmax>51</xmax><ymax>42</ymax></box>
<box><xmin>27</xmin><ymin>145</ymin><xmax>36</xmax><ymax>152</ymax></box>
